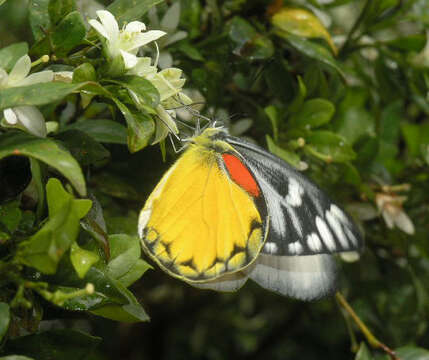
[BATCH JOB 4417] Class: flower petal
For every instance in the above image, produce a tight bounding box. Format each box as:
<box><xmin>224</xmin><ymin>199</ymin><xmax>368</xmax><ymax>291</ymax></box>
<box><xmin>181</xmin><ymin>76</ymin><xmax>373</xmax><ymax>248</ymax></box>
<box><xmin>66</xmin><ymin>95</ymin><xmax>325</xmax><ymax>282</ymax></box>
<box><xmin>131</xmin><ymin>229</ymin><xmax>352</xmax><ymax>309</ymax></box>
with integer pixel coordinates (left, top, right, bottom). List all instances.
<box><xmin>13</xmin><ymin>105</ymin><xmax>47</xmax><ymax>137</ymax></box>
<box><xmin>89</xmin><ymin>19</ymin><xmax>110</xmax><ymax>39</ymax></box>
<box><xmin>164</xmin><ymin>30</ymin><xmax>188</xmax><ymax>47</ymax></box>
<box><xmin>18</xmin><ymin>70</ymin><xmax>54</xmax><ymax>86</ymax></box>
<box><xmin>0</xmin><ymin>68</ymin><xmax>9</xmax><ymax>88</ymax></box>
<box><xmin>160</xmin><ymin>2</ymin><xmax>180</xmax><ymax>33</ymax></box>
<box><xmin>394</xmin><ymin>211</ymin><xmax>415</xmax><ymax>235</ymax></box>
<box><xmin>158</xmin><ymin>51</ymin><xmax>173</xmax><ymax>69</ymax></box>
<box><xmin>126</xmin><ymin>30</ymin><xmax>166</xmax><ymax>51</ymax></box>
<box><xmin>125</xmin><ymin>21</ymin><xmax>146</xmax><ymax>33</ymax></box>
<box><xmin>8</xmin><ymin>55</ymin><xmax>31</xmax><ymax>86</ymax></box>
<box><xmin>120</xmin><ymin>50</ymin><xmax>138</xmax><ymax>69</ymax></box>
<box><xmin>97</xmin><ymin>10</ymin><xmax>119</xmax><ymax>42</ymax></box>
<box><xmin>128</xmin><ymin>57</ymin><xmax>157</xmax><ymax>77</ymax></box>
<box><xmin>3</xmin><ymin>108</ymin><xmax>18</xmax><ymax>124</ymax></box>
<box><xmin>152</xmin><ymin>105</ymin><xmax>178</xmax><ymax>144</ymax></box>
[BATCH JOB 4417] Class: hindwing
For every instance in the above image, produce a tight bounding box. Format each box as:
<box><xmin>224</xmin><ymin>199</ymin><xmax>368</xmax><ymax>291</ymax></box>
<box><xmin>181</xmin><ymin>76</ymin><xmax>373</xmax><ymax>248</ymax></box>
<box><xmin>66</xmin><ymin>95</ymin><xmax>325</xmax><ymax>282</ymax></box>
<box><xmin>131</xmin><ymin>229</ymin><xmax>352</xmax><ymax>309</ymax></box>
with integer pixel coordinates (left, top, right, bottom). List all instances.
<box><xmin>138</xmin><ymin>142</ymin><xmax>269</xmax><ymax>282</ymax></box>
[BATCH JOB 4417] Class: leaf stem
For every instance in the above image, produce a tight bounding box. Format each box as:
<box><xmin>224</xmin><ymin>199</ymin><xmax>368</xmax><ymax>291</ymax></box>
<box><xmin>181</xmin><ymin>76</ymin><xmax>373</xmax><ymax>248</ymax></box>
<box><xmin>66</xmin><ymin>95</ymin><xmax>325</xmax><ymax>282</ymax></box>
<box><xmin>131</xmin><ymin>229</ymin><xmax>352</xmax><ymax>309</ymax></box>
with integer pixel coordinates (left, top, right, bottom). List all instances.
<box><xmin>335</xmin><ymin>292</ymin><xmax>399</xmax><ymax>360</ymax></box>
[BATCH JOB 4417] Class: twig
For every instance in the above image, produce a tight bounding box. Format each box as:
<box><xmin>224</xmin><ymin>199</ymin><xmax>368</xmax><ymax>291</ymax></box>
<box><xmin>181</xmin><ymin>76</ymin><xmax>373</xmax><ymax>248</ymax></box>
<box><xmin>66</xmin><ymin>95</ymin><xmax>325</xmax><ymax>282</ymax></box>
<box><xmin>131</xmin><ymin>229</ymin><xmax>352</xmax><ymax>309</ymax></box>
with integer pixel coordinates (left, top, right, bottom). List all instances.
<box><xmin>335</xmin><ymin>292</ymin><xmax>399</xmax><ymax>360</ymax></box>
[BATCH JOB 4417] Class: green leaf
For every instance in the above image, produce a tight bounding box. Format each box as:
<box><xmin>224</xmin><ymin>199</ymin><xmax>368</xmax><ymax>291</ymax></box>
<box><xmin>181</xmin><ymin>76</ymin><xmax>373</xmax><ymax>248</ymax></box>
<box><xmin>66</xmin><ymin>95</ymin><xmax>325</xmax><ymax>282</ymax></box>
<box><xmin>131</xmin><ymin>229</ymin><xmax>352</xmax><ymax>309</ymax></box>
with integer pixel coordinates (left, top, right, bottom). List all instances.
<box><xmin>80</xmin><ymin>194</ymin><xmax>109</xmax><ymax>259</ymax></box>
<box><xmin>0</xmin><ymin>302</ymin><xmax>10</xmax><ymax>342</ymax></box>
<box><xmin>30</xmin><ymin>158</ymin><xmax>45</xmax><ymax>219</ymax></box>
<box><xmin>265</xmin><ymin>105</ymin><xmax>279</xmax><ymax>142</ymax></box>
<box><xmin>0</xmin><ymin>132</ymin><xmax>86</xmax><ymax>196</ymax></box>
<box><xmin>228</xmin><ymin>16</ymin><xmax>274</xmax><ymax>60</ymax></box>
<box><xmin>0</xmin><ymin>42</ymin><xmax>29</xmax><ymax>72</ymax></box>
<box><xmin>17</xmin><ymin>178</ymin><xmax>92</xmax><ymax>274</ymax></box>
<box><xmin>280</xmin><ymin>34</ymin><xmax>345</xmax><ymax>80</ymax></box>
<box><xmin>70</xmin><ymin>242</ymin><xmax>99</xmax><ymax>278</ymax></box>
<box><xmin>305</xmin><ymin>131</ymin><xmax>356</xmax><ymax>163</ymax></box>
<box><xmin>116</xmin><ymin>259</ymin><xmax>151</xmax><ymax>288</ymax></box>
<box><xmin>113</xmin><ymin>99</ymin><xmax>155</xmax><ymax>153</ymax></box>
<box><xmin>0</xmin><ymin>82</ymin><xmax>88</xmax><ymax>110</ymax></box>
<box><xmin>111</xmin><ymin>75</ymin><xmax>160</xmax><ymax>110</ymax></box>
<box><xmin>0</xmin><ymin>201</ymin><xmax>22</xmax><ymax>233</ymax></box>
<box><xmin>355</xmin><ymin>342</ymin><xmax>373</xmax><ymax>360</ymax></box>
<box><xmin>395</xmin><ymin>347</ymin><xmax>429</xmax><ymax>360</ymax></box>
<box><xmin>386</xmin><ymin>34</ymin><xmax>427</xmax><ymax>52</ymax></box>
<box><xmin>271</xmin><ymin>7</ymin><xmax>337</xmax><ymax>54</ymax></box>
<box><xmin>65</xmin><ymin>119</ymin><xmax>127</xmax><ymax>144</ymax></box>
<box><xmin>51</xmin><ymin>11</ymin><xmax>86</xmax><ymax>56</ymax></box>
<box><xmin>48</xmin><ymin>0</ymin><xmax>76</xmax><ymax>25</ymax></box>
<box><xmin>0</xmin><ymin>356</ymin><xmax>35</xmax><ymax>360</ymax></box>
<box><xmin>55</xmin><ymin>129</ymin><xmax>110</xmax><ymax>167</ymax></box>
<box><xmin>72</xmin><ymin>63</ymin><xmax>97</xmax><ymax>83</ymax></box>
<box><xmin>108</xmin><ymin>0</ymin><xmax>164</xmax><ymax>25</ymax></box>
<box><xmin>266</xmin><ymin>135</ymin><xmax>301</xmax><ymax>169</ymax></box>
<box><xmin>29</xmin><ymin>0</ymin><xmax>51</xmax><ymax>42</ymax></box>
<box><xmin>289</xmin><ymin>98</ymin><xmax>335</xmax><ymax>128</ymax></box>
<box><xmin>4</xmin><ymin>329</ymin><xmax>101</xmax><ymax>360</ymax></box>
<box><xmin>107</xmin><ymin>234</ymin><xmax>141</xmax><ymax>279</ymax></box>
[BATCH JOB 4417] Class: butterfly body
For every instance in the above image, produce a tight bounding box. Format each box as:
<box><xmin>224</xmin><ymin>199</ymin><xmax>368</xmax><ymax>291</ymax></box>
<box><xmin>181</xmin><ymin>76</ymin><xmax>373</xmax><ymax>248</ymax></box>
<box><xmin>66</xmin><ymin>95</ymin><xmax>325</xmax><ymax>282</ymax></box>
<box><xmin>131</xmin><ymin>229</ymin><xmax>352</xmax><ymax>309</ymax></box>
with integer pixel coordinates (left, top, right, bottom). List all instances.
<box><xmin>138</xmin><ymin>126</ymin><xmax>363</xmax><ymax>300</ymax></box>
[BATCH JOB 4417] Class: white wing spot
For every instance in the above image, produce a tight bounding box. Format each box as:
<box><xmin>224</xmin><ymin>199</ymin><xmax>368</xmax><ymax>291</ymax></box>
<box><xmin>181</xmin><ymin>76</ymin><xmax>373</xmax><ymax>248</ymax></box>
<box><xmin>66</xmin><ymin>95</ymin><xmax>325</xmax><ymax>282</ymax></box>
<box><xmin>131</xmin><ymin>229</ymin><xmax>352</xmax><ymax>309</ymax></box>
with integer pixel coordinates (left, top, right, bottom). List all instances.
<box><xmin>316</xmin><ymin>216</ymin><xmax>336</xmax><ymax>251</ymax></box>
<box><xmin>345</xmin><ymin>227</ymin><xmax>358</xmax><ymax>246</ymax></box>
<box><xmin>307</xmin><ymin>232</ymin><xmax>322</xmax><ymax>252</ymax></box>
<box><xmin>330</xmin><ymin>204</ymin><xmax>349</xmax><ymax>224</ymax></box>
<box><xmin>264</xmin><ymin>241</ymin><xmax>278</xmax><ymax>254</ymax></box>
<box><xmin>288</xmin><ymin>241</ymin><xmax>303</xmax><ymax>255</ymax></box>
<box><xmin>326</xmin><ymin>210</ymin><xmax>349</xmax><ymax>248</ymax></box>
<box><xmin>285</xmin><ymin>178</ymin><xmax>304</xmax><ymax>207</ymax></box>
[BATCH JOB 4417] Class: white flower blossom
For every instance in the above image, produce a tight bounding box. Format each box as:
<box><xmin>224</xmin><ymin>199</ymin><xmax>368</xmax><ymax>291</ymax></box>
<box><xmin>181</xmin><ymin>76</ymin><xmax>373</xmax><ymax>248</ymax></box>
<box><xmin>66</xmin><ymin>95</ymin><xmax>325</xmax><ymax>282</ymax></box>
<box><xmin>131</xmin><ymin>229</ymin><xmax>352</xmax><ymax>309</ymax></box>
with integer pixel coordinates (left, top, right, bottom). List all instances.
<box><xmin>375</xmin><ymin>193</ymin><xmax>415</xmax><ymax>235</ymax></box>
<box><xmin>89</xmin><ymin>10</ymin><xmax>166</xmax><ymax>69</ymax></box>
<box><xmin>1</xmin><ymin>55</ymin><xmax>53</xmax><ymax>137</ymax></box>
<box><xmin>148</xmin><ymin>2</ymin><xmax>188</xmax><ymax>68</ymax></box>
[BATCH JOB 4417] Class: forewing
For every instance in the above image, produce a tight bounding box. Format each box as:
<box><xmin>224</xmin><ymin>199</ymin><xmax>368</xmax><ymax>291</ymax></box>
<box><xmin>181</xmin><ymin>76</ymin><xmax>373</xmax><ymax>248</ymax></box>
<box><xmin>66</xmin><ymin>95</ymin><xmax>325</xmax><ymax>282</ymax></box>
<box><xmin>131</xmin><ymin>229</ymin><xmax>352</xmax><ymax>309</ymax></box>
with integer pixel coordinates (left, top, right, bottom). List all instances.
<box><xmin>226</xmin><ymin>135</ymin><xmax>363</xmax><ymax>256</ymax></box>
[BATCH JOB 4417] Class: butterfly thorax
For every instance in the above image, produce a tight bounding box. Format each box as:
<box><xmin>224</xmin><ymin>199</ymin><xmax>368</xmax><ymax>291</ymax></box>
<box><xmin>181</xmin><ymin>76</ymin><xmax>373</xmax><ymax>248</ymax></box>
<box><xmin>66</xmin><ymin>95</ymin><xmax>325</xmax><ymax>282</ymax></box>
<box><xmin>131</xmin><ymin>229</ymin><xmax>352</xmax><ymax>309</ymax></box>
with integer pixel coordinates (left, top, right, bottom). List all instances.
<box><xmin>189</xmin><ymin>127</ymin><xmax>235</xmax><ymax>154</ymax></box>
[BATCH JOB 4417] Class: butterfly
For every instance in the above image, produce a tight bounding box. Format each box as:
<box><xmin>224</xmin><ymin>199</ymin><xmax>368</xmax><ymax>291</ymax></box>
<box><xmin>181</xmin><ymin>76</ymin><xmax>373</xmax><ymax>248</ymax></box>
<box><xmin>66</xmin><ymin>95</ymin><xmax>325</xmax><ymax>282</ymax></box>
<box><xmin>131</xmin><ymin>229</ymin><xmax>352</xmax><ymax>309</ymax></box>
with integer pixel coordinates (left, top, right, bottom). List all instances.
<box><xmin>138</xmin><ymin>125</ymin><xmax>363</xmax><ymax>300</ymax></box>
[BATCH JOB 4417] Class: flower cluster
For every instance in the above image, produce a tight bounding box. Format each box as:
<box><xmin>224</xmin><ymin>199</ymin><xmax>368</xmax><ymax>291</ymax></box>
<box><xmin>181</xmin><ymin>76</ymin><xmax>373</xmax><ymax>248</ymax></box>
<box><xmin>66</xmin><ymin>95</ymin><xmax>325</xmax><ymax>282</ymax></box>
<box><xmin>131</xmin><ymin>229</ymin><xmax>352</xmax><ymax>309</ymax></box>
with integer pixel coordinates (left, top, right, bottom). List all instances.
<box><xmin>0</xmin><ymin>55</ymin><xmax>53</xmax><ymax>137</ymax></box>
<box><xmin>90</xmin><ymin>10</ymin><xmax>191</xmax><ymax>143</ymax></box>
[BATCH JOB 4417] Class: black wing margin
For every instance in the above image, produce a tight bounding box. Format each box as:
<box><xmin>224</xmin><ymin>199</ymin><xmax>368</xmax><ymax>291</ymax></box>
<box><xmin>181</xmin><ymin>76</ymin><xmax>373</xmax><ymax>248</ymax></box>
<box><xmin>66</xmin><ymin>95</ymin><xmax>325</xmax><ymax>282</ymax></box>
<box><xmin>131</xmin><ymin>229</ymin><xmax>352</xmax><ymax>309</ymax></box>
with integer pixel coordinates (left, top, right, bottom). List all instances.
<box><xmin>225</xmin><ymin>135</ymin><xmax>364</xmax><ymax>257</ymax></box>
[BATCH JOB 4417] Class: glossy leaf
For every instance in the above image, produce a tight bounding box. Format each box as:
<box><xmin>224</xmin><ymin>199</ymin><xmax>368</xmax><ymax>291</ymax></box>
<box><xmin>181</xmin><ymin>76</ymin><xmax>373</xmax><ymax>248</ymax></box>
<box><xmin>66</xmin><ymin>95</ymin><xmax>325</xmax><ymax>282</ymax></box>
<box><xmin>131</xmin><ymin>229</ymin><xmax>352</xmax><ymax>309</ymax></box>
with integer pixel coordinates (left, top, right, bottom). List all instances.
<box><xmin>0</xmin><ymin>132</ymin><xmax>86</xmax><ymax>196</ymax></box>
<box><xmin>107</xmin><ymin>234</ymin><xmax>141</xmax><ymax>279</ymax></box>
<box><xmin>70</xmin><ymin>242</ymin><xmax>99</xmax><ymax>278</ymax></box>
<box><xmin>51</xmin><ymin>11</ymin><xmax>86</xmax><ymax>56</ymax></box>
<box><xmin>395</xmin><ymin>346</ymin><xmax>429</xmax><ymax>360</ymax></box>
<box><xmin>0</xmin><ymin>42</ymin><xmax>29</xmax><ymax>72</ymax></box>
<box><xmin>65</xmin><ymin>119</ymin><xmax>127</xmax><ymax>145</ymax></box>
<box><xmin>0</xmin><ymin>82</ymin><xmax>88</xmax><ymax>110</ymax></box>
<box><xmin>117</xmin><ymin>259</ymin><xmax>151</xmax><ymax>288</ymax></box>
<box><xmin>305</xmin><ymin>130</ymin><xmax>356</xmax><ymax>163</ymax></box>
<box><xmin>113</xmin><ymin>99</ymin><xmax>155</xmax><ymax>153</ymax></box>
<box><xmin>0</xmin><ymin>302</ymin><xmax>10</xmax><ymax>342</ymax></box>
<box><xmin>0</xmin><ymin>356</ymin><xmax>35</xmax><ymax>360</ymax></box>
<box><xmin>72</xmin><ymin>63</ymin><xmax>97</xmax><ymax>83</ymax></box>
<box><xmin>4</xmin><ymin>329</ymin><xmax>101</xmax><ymax>360</ymax></box>
<box><xmin>229</xmin><ymin>17</ymin><xmax>274</xmax><ymax>60</ymax></box>
<box><xmin>17</xmin><ymin>178</ymin><xmax>92</xmax><ymax>274</ymax></box>
<box><xmin>0</xmin><ymin>200</ymin><xmax>21</xmax><ymax>233</ymax></box>
<box><xmin>271</xmin><ymin>7</ymin><xmax>337</xmax><ymax>54</ymax></box>
<box><xmin>48</xmin><ymin>0</ymin><xmax>76</xmax><ymax>25</ymax></box>
<box><xmin>355</xmin><ymin>342</ymin><xmax>373</xmax><ymax>360</ymax></box>
<box><xmin>55</xmin><ymin>129</ymin><xmax>110</xmax><ymax>167</ymax></box>
<box><xmin>113</xmin><ymin>75</ymin><xmax>160</xmax><ymax>110</ymax></box>
<box><xmin>108</xmin><ymin>0</ymin><xmax>164</xmax><ymax>25</ymax></box>
<box><xmin>266</xmin><ymin>135</ymin><xmax>301</xmax><ymax>169</ymax></box>
<box><xmin>280</xmin><ymin>34</ymin><xmax>345</xmax><ymax>79</ymax></box>
<box><xmin>289</xmin><ymin>98</ymin><xmax>335</xmax><ymax>128</ymax></box>
<box><xmin>29</xmin><ymin>0</ymin><xmax>51</xmax><ymax>42</ymax></box>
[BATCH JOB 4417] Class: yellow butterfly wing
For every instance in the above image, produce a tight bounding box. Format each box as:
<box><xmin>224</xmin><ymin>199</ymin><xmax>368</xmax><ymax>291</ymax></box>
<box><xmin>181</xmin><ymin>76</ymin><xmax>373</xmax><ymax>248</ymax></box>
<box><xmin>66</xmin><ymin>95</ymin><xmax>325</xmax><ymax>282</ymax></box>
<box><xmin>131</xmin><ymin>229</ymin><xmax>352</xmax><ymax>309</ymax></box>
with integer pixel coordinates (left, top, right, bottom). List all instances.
<box><xmin>138</xmin><ymin>143</ymin><xmax>268</xmax><ymax>282</ymax></box>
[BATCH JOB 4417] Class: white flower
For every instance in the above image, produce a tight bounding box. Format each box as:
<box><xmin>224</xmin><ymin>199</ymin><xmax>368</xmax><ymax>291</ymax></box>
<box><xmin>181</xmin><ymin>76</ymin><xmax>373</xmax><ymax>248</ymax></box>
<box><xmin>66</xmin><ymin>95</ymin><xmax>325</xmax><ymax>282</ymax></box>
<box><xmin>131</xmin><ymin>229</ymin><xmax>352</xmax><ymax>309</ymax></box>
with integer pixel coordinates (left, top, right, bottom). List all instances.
<box><xmin>375</xmin><ymin>193</ymin><xmax>415</xmax><ymax>235</ymax></box>
<box><xmin>89</xmin><ymin>10</ymin><xmax>166</xmax><ymax>69</ymax></box>
<box><xmin>148</xmin><ymin>2</ymin><xmax>188</xmax><ymax>68</ymax></box>
<box><xmin>1</xmin><ymin>55</ymin><xmax>53</xmax><ymax>137</ymax></box>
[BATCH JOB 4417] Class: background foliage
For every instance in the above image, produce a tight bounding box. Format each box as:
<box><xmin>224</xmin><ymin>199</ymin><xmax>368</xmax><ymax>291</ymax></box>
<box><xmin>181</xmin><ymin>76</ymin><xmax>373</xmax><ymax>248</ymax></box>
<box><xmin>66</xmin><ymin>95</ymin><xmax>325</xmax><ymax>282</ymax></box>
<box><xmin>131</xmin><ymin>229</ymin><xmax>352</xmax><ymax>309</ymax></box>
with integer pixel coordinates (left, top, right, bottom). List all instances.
<box><xmin>1</xmin><ymin>0</ymin><xmax>429</xmax><ymax>359</ymax></box>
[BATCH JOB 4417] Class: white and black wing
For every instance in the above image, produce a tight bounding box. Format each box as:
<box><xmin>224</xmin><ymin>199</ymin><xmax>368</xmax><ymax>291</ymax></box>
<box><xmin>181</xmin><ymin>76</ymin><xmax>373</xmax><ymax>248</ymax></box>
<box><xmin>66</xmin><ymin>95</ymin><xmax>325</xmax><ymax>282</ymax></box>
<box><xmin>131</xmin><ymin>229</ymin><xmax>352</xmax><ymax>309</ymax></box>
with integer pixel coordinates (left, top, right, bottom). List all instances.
<box><xmin>225</xmin><ymin>135</ymin><xmax>363</xmax><ymax>256</ymax></box>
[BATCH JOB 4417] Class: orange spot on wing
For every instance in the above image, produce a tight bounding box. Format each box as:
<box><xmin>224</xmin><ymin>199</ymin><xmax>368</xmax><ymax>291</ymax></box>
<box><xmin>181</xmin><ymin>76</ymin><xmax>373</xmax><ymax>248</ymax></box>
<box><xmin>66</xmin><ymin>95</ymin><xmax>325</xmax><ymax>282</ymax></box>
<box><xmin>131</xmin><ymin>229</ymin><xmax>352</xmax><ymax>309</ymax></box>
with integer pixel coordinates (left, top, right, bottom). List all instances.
<box><xmin>222</xmin><ymin>153</ymin><xmax>260</xmax><ymax>197</ymax></box>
